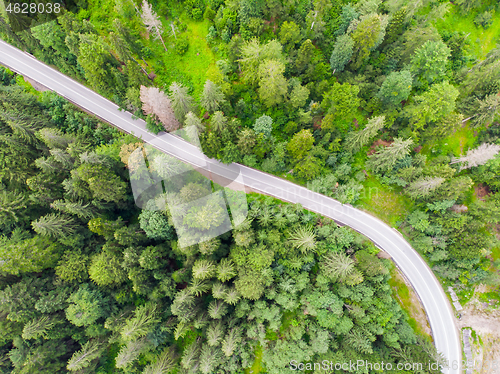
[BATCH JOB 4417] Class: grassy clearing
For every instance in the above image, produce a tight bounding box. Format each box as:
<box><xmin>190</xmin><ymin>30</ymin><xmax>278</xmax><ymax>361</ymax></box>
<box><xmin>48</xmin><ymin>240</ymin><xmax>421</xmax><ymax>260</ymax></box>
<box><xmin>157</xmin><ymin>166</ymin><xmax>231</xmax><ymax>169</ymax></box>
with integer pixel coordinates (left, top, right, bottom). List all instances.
<box><xmin>154</xmin><ymin>18</ymin><xmax>218</xmax><ymax>98</ymax></box>
<box><xmin>434</xmin><ymin>3</ymin><xmax>500</xmax><ymax>60</ymax></box>
<box><xmin>421</xmin><ymin>125</ymin><xmax>476</xmax><ymax>158</ymax></box>
<box><xmin>357</xmin><ymin>176</ymin><xmax>413</xmax><ymax>226</ymax></box>
<box><xmin>245</xmin><ymin>345</ymin><xmax>263</xmax><ymax>374</ymax></box>
<box><xmin>491</xmin><ymin>245</ymin><xmax>500</xmax><ymax>261</ymax></box>
<box><xmin>388</xmin><ymin>264</ymin><xmax>432</xmax><ymax>339</ymax></box>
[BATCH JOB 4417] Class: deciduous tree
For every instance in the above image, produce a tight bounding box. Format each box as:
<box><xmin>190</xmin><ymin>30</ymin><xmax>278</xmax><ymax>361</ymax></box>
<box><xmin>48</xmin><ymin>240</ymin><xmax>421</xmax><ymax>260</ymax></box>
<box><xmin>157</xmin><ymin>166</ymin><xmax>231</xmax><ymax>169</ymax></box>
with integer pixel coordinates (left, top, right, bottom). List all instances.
<box><xmin>258</xmin><ymin>59</ymin><xmax>288</xmax><ymax>107</ymax></box>
<box><xmin>377</xmin><ymin>71</ymin><xmax>412</xmax><ymax>107</ymax></box>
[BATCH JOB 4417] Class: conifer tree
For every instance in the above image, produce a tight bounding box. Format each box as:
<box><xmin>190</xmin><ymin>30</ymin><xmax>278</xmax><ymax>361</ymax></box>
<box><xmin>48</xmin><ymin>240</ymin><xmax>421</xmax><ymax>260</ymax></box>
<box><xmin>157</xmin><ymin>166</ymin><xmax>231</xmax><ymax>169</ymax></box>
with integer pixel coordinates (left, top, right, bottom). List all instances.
<box><xmin>206</xmin><ymin>321</ymin><xmax>224</xmax><ymax>346</ymax></box>
<box><xmin>22</xmin><ymin>316</ymin><xmax>54</xmax><ymax>340</ymax></box>
<box><xmin>221</xmin><ymin>328</ymin><xmax>242</xmax><ymax>357</ymax></box>
<box><xmin>116</xmin><ymin>339</ymin><xmax>149</xmax><ymax>369</ymax></box>
<box><xmin>168</xmin><ymin>82</ymin><xmax>195</xmax><ymax>122</ymax></box>
<box><xmin>345</xmin><ymin>116</ymin><xmax>385</xmax><ymax>153</ymax></box>
<box><xmin>31</xmin><ymin>213</ymin><xmax>77</xmax><ymax>238</ymax></box>
<box><xmin>210</xmin><ymin>111</ymin><xmax>227</xmax><ymax>133</ymax></box>
<box><xmin>67</xmin><ymin>340</ymin><xmax>103</xmax><ymax>372</ymax></box>
<box><xmin>142</xmin><ymin>346</ymin><xmax>177</xmax><ymax>374</ymax></box>
<box><xmin>200</xmin><ymin>80</ymin><xmax>226</xmax><ymax>112</ymax></box>
<box><xmin>121</xmin><ymin>303</ymin><xmax>160</xmax><ymax>342</ymax></box>
<box><xmin>366</xmin><ymin>137</ymin><xmax>414</xmax><ymax>173</ymax></box>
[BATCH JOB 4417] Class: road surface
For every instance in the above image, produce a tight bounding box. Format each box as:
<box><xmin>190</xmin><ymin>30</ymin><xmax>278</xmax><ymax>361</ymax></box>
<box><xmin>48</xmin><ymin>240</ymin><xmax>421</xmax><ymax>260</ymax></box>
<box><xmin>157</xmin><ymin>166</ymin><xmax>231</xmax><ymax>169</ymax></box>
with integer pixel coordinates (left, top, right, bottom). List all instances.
<box><xmin>0</xmin><ymin>39</ymin><xmax>461</xmax><ymax>373</ymax></box>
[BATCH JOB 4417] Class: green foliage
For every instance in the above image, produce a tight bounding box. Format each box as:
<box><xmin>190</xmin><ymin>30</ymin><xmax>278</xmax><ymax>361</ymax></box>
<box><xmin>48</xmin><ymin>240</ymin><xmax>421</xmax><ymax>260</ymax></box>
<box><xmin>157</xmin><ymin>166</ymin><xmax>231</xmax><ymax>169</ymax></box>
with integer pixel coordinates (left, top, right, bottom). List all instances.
<box><xmin>367</xmin><ymin>137</ymin><xmax>414</xmax><ymax>174</ymax></box>
<box><xmin>287</xmin><ymin>129</ymin><xmax>314</xmax><ymax>160</ymax></box>
<box><xmin>139</xmin><ymin>210</ymin><xmax>174</xmax><ymax>240</ymax></box>
<box><xmin>405</xmin><ymin>81</ymin><xmax>459</xmax><ymax>134</ymax></box>
<box><xmin>56</xmin><ymin>251</ymin><xmax>89</xmax><ymax>283</ymax></box>
<box><xmin>253</xmin><ymin>115</ymin><xmax>273</xmax><ymax>138</ymax></box>
<box><xmin>0</xmin><ymin>235</ymin><xmax>61</xmax><ymax>275</ymax></box>
<box><xmin>410</xmin><ymin>40</ymin><xmax>451</xmax><ymax>85</ymax></box>
<box><xmin>377</xmin><ymin>71</ymin><xmax>412</xmax><ymax>107</ymax></box>
<box><xmin>330</xmin><ymin>34</ymin><xmax>354</xmax><ymax>73</ymax></box>
<box><xmin>89</xmin><ymin>250</ymin><xmax>127</xmax><ymax>287</ymax></box>
<box><xmin>66</xmin><ymin>284</ymin><xmax>106</xmax><ymax>327</ymax></box>
<box><xmin>322</xmin><ymin>82</ymin><xmax>360</xmax><ymax>121</ymax></box>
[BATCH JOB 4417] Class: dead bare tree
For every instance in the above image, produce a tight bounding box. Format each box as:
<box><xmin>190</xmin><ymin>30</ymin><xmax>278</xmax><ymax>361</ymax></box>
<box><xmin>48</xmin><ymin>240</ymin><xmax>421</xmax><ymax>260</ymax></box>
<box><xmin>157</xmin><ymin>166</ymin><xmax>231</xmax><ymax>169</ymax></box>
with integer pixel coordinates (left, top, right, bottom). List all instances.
<box><xmin>140</xmin><ymin>86</ymin><xmax>180</xmax><ymax>132</ymax></box>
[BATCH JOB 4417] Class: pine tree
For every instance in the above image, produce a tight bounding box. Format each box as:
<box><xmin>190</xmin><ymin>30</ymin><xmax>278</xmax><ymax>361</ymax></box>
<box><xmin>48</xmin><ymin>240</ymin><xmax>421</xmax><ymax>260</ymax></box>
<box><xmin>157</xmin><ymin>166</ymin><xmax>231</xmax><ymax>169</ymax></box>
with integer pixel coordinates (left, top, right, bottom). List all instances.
<box><xmin>366</xmin><ymin>137</ymin><xmax>414</xmax><ymax>174</ymax></box>
<box><xmin>345</xmin><ymin>328</ymin><xmax>373</xmax><ymax>354</ymax></box>
<box><xmin>121</xmin><ymin>303</ymin><xmax>160</xmax><ymax>342</ymax></box>
<box><xmin>223</xmin><ymin>287</ymin><xmax>241</xmax><ymax>305</ymax></box>
<box><xmin>171</xmin><ymin>289</ymin><xmax>196</xmax><ymax>322</ymax></box>
<box><xmin>142</xmin><ymin>346</ymin><xmax>177</xmax><ymax>374</ymax></box>
<box><xmin>31</xmin><ymin>213</ymin><xmax>77</xmax><ymax>238</ymax></box>
<box><xmin>451</xmin><ymin>143</ymin><xmax>500</xmax><ymax>170</ymax></box>
<box><xmin>184</xmin><ymin>111</ymin><xmax>205</xmax><ymax>132</ymax></box>
<box><xmin>321</xmin><ymin>251</ymin><xmax>355</xmax><ymax>282</ymax></box>
<box><xmin>198</xmin><ymin>346</ymin><xmax>220</xmax><ymax>374</ymax></box>
<box><xmin>192</xmin><ymin>259</ymin><xmax>216</xmax><ymax>280</ymax></box>
<box><xmin>345</xmin><ymin>116</ymin><xmax>386</xmax><ymax>153</ymax></box>
<box><xmin>330</xmin><ymin>34</ymin><xmax>354</xmax><ymax>73</ymax></box>
<box><xmin>200</xmin><ymin>80</ymin><xmax>226</xmax><ymax>112</ymax></box>
<box><xmin>141</xmin><ymin>0</ymin><xmax>167</xmax><ymax>51</ymax></box>
<box><xmin>210</xmin><ymin>111</ymin><xmax>227</xmax><ymax>133</ymax></box>
<box><xmin>206</xmin><ymin>321</ymin><xmax>224</xmax><ymax>346</ymax></box>
<box><xmin>208</xmin><ymin>300</ymin><xmax>228</xmax><ymax>319</ymax></box>
<box><xmin>216</xmin><ymin>258</ymin><xmax>237</xmax><ymax>282</ymax></box>
<box><xmin>50</xmin><ymin>200</ymin><xmax>95</xmax><ymax>219</ymax></box>
<box><xmin>116</xmin><ymin>339</ymin><xmax>149</xmax><ymax>369</ymax></box>
<box><xmin>406</xmin><ymin>177</ymin><xmax>446</xmax><ymax>199</ymax></box>
<box><xmin>181</xmin><ymin>339</ymin><xmax>201</xmax><ymax>370</ymax></box>
<box><xmin>288</xmin><ymin>226</ymin><xmax>316</xmax><ymax>254</ymax></box>
<box><xmin>22</xmin><ymin>316</ymin><xmax>54</xmax><ymax>340</ymax></box>
<box><xmin>470</xmin><ymin>94</ymin><xmax>500</xmax><ymax>128</ymax></box>
<box><xmin>188</xmin><ymin>278</ymin><xmax>210</xmax><ymax>296</ymax></box>
<box><xmin>212</xmin><ymin>282</ymin><xmax>228</xmax><ymax>299</ymax></box>
<box><xmin>0</xmin><ymin>190</ymin><xmax>27</xmax><ymax>228</ymax></box>
<box><xmin>168</xmin><ymin>82</ymin><xmax>195</xmax><ymax>122</ymax></box>
<box><xmin>221</xmin><ymin>328</ymin><xmax>242</xmax><ymax>357</ymax></box>
<box><xmin>258</xmin><ymin>59</ymin><xmax>288</xmax><ymax>107</ymax></box>
<box><xmin>67</xmin><ymin>340</ymin><xmax>103</xmax><ymax>372</ymax></box>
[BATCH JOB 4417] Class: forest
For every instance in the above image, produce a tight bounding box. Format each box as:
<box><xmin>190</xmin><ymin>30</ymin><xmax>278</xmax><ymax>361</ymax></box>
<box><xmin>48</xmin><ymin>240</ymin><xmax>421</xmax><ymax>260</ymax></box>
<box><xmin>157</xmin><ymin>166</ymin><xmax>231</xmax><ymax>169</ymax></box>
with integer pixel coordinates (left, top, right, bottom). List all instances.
<box><xmin>0</xmin><ymin>0</ymin><xmax>500</xmax><ymax>372</ymax></box>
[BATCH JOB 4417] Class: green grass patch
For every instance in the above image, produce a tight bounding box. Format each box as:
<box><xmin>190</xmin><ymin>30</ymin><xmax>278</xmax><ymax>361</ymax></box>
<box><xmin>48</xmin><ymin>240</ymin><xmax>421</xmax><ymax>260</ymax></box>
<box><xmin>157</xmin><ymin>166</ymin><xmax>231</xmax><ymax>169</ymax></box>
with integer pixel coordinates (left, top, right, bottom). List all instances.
<box><xmin>434</xmin><ymin>4</ymin><xmax>500</xmax><ymax>60</ymax></box>
<box><xmin>478</xmin><ymin>290</ymin><xmax>500</xmax><ymax>303</ymax></box>
<box><xmin>388</xmin><ymin>264</ymin><xmax>431</xmax><ymax>339</ymax></box>
<box><xmin>357</xmin><ymin>176</ymin><xmax>413</xmax><ymax>226</ymax></box>
<box><xmin>152</xmin><ymin>18</ymin><xmax>218</xmax><ymax>99</ymax></box>
<box><xmin>245</xmin><ymin>345</ymin><xmax>264</xmax><ymax>374</ymax></box>
<box><xmin>491</xmin><ymin>243</ymin><xmax>500</xmax><ymax>261</ymax></box>
<box><xmin>421</xmin><ymin>125</ymin><xmax>476</xmax><ymax>158</ymax></box>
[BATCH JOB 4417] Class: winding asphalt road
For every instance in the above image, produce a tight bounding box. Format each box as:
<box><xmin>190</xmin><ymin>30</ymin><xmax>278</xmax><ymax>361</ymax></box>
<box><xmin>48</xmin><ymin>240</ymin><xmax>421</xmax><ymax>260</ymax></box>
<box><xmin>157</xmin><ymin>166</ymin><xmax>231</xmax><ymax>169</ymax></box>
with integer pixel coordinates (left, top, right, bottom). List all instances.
<box><xmin>0</xmin><ymin>39</ymin><xmax>461</xmax><ymax>373</ymax></box>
